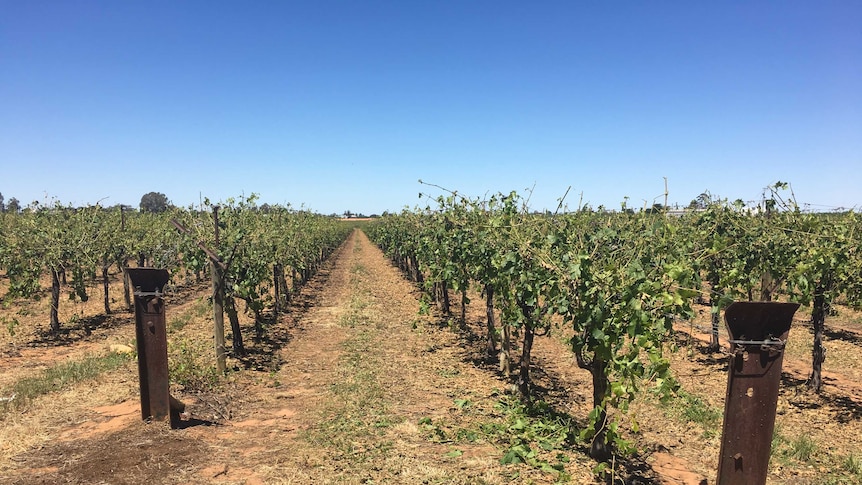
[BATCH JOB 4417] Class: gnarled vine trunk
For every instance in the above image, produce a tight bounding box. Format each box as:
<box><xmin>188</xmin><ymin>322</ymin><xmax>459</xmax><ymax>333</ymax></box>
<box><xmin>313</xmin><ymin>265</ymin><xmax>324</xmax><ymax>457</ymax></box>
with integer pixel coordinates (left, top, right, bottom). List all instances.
<box><xmin>460</xmin><ymin>286</ymin><xmax>467</xmax><ymax>325</ymax></box>
<box><xmin>709</xmin><ymin>303</ymin><xmax>720</xmax><ymax>352</ymax></box>
<box><xmin>50</xmin><ymin>268</ymin><xmax>61</xmax><ymax>333</ymax></box>
<box><xmin>500</xmin><ymin>324</ymin><xmax>511</xmax><ymax>377</ymax></box>
<box><xmin>122</xmin><ymin>266</ymin><xmax>132</xmax><ymax>311</ymax></box>
<box><xmin>410</xmin><ymin>254</ymin><xmax>423</xmax><ymax>283</ymax></box>
<box><xmin>518</xmin><ymin>323</ymin><xmax>535</xmax><ymax>400</ymax></box>
<box><xmin>273</xmin><ymin>264</ymin><xmax>283</xmax><ymax>317</ymax></box>
<box><xmin>809</xmin><ymin>286</ymin><xmax>828</xmax><ymax>392</ymax></box>
<box><xmin>225</xmin><ymin>296</ymin><xmax>245</xmax><ymax>356</ymax></box>
<box><xmin>484</xmin><ymin>284</ymin><xmax>497</xmax><ymax>356</ymax></box>
<box><xmin>436</xmin><ymin>281</ymin><xmax>451</xmax><ymax>316</ymax></box>
<box><xmin>708</xmin><ymin>274</ymin><xmax>720</xmax><ymax>352</ymax></box>
<box><xmin>102</xmin><ymin>265</ymin><xmax>111</xmax><ymax>314</ymax></box>
<box><xmin>589</xmin><ymin>358</ymin><xmax>611</xmax><ymax>462</ymax></box>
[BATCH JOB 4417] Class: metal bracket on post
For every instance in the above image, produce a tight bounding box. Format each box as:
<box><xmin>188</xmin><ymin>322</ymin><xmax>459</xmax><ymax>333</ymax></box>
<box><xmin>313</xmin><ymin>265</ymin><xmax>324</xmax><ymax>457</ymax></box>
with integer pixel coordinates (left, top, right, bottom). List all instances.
<box><xmin>127</xmin><ymin>268</ymin><xmax>181</xmax><ymax>429</ymax></box>
<box><xmin>717</xmin><ymin>301</ymin><xmax>799</xmax><ymax>485</ymax></box>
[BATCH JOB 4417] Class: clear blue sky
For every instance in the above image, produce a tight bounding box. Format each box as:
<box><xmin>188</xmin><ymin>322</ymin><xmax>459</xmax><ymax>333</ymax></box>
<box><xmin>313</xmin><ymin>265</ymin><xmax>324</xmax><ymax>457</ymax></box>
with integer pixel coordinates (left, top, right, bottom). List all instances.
<box><xmin>2</xmin><ymin>1</ymin><xmax>860</xmax><ymax>214</ymax></box>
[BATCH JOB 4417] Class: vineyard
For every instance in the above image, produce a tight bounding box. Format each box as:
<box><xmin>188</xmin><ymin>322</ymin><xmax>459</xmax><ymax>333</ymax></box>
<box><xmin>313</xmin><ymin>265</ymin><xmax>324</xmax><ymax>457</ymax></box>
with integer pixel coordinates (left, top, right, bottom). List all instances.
<box><xmin>1</xmin><ymin>189</ymin><xmax>862</xmax><ymax>484</ymax></box>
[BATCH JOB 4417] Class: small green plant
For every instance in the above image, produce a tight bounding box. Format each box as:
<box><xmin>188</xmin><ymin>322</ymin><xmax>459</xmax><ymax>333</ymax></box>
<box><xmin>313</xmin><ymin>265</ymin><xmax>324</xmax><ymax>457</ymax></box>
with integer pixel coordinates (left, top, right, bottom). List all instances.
<box><xmin>774</xmin><ymin>428</ymin><xmax>820</xmax><ymax>467</ymax></box>
<box><xmin>418</xmin><ymin>416</ymin><xmax>450</xmax><ymax>442</ymax></box>
<box><xmin>844</xmin><ymin>454</ymin><xmax>862</xmax><ymax>475</ymax></box>
<box><xmin>267</xmin><ymin>370</ymin><xmax>282</xmax><ymax>388</ymax></box>
<box><xmin>788</xmin><ymin>434</ymin><xmax>816</xmax><ymax>463</ymax></box>
<box><xmin>437</xmin><ymin>367</ymin><xmax>460</xmax><ymax>378</ymax></box>
<box><xmin>659</xmin><ymin>388</ymin><xmax>721</xmax><ymax>436</ymax></box>
<box><xmin>193</xmin><ymin>297</ymin><xmax>210</xmax><ymax>317</ymax></box>
<box><xmin>444</xmin><ymin>448</ymin><xmax>463</xmax><ymax>458</ymax></box>
<box><xmin>169</xmin><ymin>338</ymin><xmax>220</xmax><ymax>392</ymax></box>
<box><xmin>2</xmin><ymin>316</ymin><xmax>20</xmax><ymax>339</ymax></box>
<box><xmin>680</xmin><ymin>393</ymin><xmax>721</xmax><ymax>427</ymax></box>
<box><xmin>771</xmin><ymin>425</ymin><xmax>786</xmax><ymax>455</ymax></box>
<box><xmin>418</xmin><ymin>293</ymin><xmax>431</xmax><ymax>315</ymax></box>
<box><xmin>169</xmin><ymin>313</ymin><xmax>192</xmax><ymax>332</ymax></box>
<box><xmin>475</xmin><ymin>397</ymin><xmax>576</xmax><ymax>480</ymax></box>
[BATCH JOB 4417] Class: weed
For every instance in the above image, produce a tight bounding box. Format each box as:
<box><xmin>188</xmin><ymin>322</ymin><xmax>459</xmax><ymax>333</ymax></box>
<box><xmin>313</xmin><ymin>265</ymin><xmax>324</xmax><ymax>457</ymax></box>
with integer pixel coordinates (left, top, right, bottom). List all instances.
<box><xmin>418</xmin><ymin>293</ymin><xmax>431</xmax><ymax>315</ymax></box>
<box><xmin>773</xmin><ymin>427</ymin><xmax>819</xmax><ymax>466</ymax></box>
<box><xmin>193</xmin><ymin>297</ymin><xmax>210</xmax><ymax>317</ymax></box>
<box><xmin>680</xmin><ymin>393</ymin><xmax>721</xmax><ymax>427</ymax></box>
<box><xmin>468</xmin><ymin>396</ymin><xmax>577</xmax><ymax>480</ymax></box>
<box><xmin>660</xmin><ymin>388</ymin><xmax>721</xmax><ymax>434</ymax></box>
<box><xmin>844</xmin><ymin>454</ymin><xmax>862</xmax><ymax>475</ymax></box>
<box><xmin>169</xmin><ymin>313</ymin><xmax>192</xmax><ymax>332</ymax></box>
<box><xmin>771</xmin><ymin>425</ymin><xmax>785</xmax><ymax>456</ymax></box>
<box><xmin>267</xmin><ymin>370</ymin><xmax>282</xmax><ymax>388</ymax></box>
<box><xmin>788</xmin><ymin>434</ymin><xmax>816</xmax><ymax>463</ymax></box>
<box><xmin>419</xmin><ymin>417</ymin><xmax>450</xmax><ymax>443</ymax></box>
<box><xmin>437</xmin><ymin>367</ymin><xmax>460</xmax><ymax>378</ymax></box>
<box><xmin>444</xmin><ymin>448</ymin><xmax>463</xmax><ymax>458</ymax></box>
<box><xmin>2</xmin><ymin>316</ymin><xmax>19</xmax><ymax>339</ymax></box>
<box><xmin>169</xmin><ymin>338</ymin><xmax>220</xmax><ymax>392</ymax></box>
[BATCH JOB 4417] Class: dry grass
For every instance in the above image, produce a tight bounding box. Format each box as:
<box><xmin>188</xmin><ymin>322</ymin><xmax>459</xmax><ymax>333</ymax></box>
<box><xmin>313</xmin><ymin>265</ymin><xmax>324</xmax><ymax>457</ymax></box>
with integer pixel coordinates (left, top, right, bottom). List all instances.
<box><xmin>0</xmin><ymin>360</ymin><xmax>138</xmax><ymax>473</ymax></box>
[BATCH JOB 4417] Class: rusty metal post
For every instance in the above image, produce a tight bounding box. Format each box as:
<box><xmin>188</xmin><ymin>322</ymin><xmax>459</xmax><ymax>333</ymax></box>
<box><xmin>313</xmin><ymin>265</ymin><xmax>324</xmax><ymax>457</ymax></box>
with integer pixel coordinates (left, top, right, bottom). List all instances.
<box><xmin>127</xmin><ymin>268</ymin><xmax>175</xmax><ymax>426</ymax></box>
<box><xmin>717</xmin><ymin>301</ymin><xmax>799</xmax><ymax>485</ymax></box>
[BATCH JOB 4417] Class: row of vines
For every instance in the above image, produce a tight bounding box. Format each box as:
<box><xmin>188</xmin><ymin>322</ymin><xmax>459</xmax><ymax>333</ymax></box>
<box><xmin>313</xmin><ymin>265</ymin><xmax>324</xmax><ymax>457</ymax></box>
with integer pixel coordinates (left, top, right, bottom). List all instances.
<box><xmin>366</xmin><ymin>184</ymin><xmax>862</xmax><ymax>461</ymax></box>
<box><xmin>0</xmin><ymin>195</ymin><xmax>352</xmax><ymax>358</ymax></box>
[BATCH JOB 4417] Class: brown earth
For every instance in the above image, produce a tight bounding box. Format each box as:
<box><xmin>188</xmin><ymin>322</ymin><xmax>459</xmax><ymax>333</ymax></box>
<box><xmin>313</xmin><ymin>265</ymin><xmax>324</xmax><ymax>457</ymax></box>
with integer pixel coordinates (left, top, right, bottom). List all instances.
<box><xmin>1</xmin><ymin>230</ymin><xmax>861</xmax><ymax>484</ymax></box>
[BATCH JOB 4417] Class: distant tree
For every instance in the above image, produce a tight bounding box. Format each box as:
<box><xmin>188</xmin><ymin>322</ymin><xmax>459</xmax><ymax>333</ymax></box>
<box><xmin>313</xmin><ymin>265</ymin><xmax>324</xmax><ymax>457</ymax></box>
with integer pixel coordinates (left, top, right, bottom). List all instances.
<box><xmin>644</xmin><ymin>203</ymin><xmax>665</xmax><ymax>214</ymax></box>
<box><xmin>343</xmin><ymin>210</ymin><xmax>353</xmax><ymax>218</ymax></box>
<box><xmin>139</xmin><ymin>192</ymin><xmax>171</xmax><ymax>213</ymax></box>
<box><xmin>688</xmin><ymin>191</ymin><xmax>713</xmax><ymax>210</ymax></box>
<box><xmin>0</xmin><ymin>192</ymin><xmax>4</xmax><ymax>212</ymax></box>
<box><xmin>7</xmin><ymin>197</ymin><xmax>20</xmax><ymax>214</ymax></box>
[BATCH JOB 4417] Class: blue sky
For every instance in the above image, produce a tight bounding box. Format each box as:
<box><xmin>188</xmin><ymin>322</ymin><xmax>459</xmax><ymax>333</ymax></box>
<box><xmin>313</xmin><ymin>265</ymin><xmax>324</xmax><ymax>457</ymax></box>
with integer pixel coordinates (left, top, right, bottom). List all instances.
<box><xmin>2</xmin><ymin>1</ymin><xmax>860</xmax><ymax>214</ymax></box>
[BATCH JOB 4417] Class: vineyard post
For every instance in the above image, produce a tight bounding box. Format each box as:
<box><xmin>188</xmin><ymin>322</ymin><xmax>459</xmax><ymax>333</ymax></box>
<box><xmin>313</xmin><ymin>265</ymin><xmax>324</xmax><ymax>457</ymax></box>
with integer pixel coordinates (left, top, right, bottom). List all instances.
<box><xmin>717</xmin><ymin>301</ymin><xmax>798</xmax><ymax>485</ymax></box>
<box><xmin>127</xmin><ymin>267</ymin><xmax>180</xmax><ymax>427</ymax></box>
